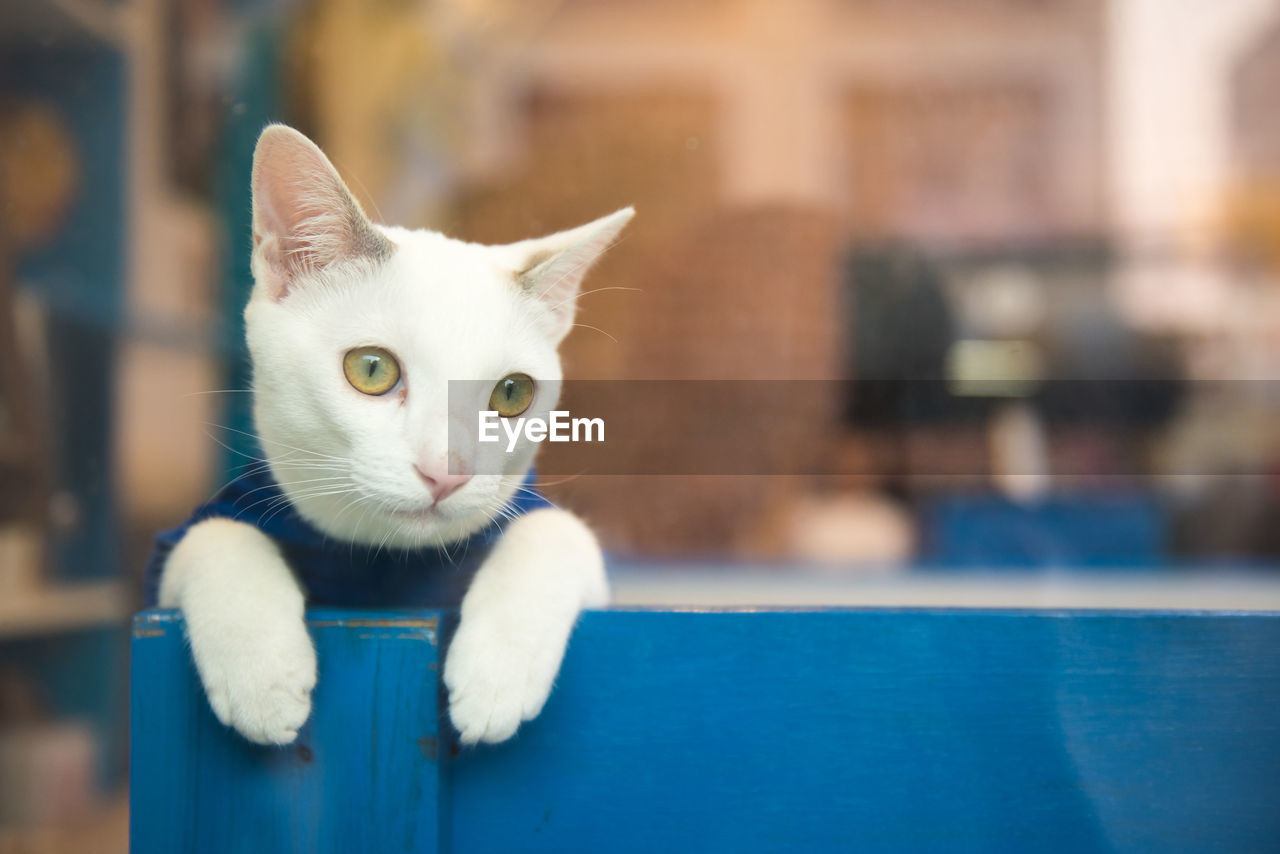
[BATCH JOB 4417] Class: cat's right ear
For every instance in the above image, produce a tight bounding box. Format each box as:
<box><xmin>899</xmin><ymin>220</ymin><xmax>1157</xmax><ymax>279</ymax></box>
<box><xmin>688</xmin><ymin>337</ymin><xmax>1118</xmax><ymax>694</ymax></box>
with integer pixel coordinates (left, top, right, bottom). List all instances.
<box><xmin>250</xmin><ymin>124</ymin><xmax>393</xmax><ymax>301</ymax></box>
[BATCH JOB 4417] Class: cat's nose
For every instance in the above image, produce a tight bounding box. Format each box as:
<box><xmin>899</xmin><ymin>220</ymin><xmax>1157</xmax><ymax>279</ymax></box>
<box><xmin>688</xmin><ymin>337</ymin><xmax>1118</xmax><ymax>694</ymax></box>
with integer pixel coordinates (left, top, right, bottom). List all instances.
<box><xmin>413</xmin><ymin>464</ymin><xmax>472</xmax><ymax>503</ymax></box>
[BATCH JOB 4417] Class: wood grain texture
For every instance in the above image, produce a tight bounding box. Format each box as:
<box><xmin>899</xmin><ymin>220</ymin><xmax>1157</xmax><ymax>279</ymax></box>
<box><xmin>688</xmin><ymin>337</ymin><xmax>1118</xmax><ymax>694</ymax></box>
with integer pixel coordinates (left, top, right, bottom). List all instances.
<box><xmin>132</xmin><ymin>608</ymin><xmax>1280</xmax><ymax>853</ymax></box>
<box><xmin>129</xmin><ymin>610</ymin><xmax>441</xmax><ymax>854</ymax></box>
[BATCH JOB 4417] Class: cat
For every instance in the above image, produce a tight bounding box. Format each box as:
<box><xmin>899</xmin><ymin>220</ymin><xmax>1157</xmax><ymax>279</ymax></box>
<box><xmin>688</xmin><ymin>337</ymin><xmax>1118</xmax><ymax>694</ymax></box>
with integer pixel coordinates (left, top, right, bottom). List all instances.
<box><xmin>147</xmin><ymin>124</ymin><xmax>631</xmax><ymax>746</ymax></box>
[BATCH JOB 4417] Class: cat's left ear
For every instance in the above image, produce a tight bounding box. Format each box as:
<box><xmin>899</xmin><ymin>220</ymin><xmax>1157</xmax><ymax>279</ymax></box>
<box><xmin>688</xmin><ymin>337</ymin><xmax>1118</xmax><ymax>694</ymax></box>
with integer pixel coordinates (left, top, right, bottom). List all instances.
<box><xmin>250</xmin><ymin>124</ymin><xmax>394</xmax><ymax>301</ymax></box>
<box><xmin>501</xmin><ymin>207</ymin><xmax>634</xmax><ymax>342</ymax></box>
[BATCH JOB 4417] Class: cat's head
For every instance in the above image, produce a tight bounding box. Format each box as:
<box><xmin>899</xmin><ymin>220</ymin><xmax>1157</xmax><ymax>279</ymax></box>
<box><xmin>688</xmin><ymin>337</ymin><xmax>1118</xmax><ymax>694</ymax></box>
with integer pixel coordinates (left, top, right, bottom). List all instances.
<box><xmin>244</xmin><ymin>124</ymin><xmax>631</xmax><ymax>547</ymax></box>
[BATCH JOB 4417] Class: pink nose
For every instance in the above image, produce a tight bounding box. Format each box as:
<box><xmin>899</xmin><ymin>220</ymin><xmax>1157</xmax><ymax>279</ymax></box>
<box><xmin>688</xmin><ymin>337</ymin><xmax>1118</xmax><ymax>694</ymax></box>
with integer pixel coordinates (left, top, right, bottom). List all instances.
<box><xmin>413</xmin><ymin>465</ymin><xmax>472</xmax><ymax>502</ymax></box>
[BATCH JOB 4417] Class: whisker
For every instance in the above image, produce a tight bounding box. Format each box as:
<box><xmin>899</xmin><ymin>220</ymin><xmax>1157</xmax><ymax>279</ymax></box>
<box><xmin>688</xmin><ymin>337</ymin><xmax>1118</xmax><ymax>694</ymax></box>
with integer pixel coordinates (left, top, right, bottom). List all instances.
<box><xmin>571</xmin><ymin>322</ymin><xmax>617</xmax><ymax>343</ymax></box>
<box><xmin>544</xmin><ymin>285</ymin><xmax>641</xmax><ymax>315</ymax></box>
<box><xmin>228</xmin><ymin>474</ymin><xmax>349</xmax><ymax>506</ymax></box>
<box><xmin>534</xmin><ymin>232</ymin><xmax>631</xmax><ymax>303</ymax></box>
<box><xmin>504</xmin><ymin>471</ymin><xmax>587</xmax><ymax>489</ymax></box>
<box><xmin>204</xmin><ymin>423</ymin><xmax>352</xmax><ymax>464</ymax></box>
<box><xmin>257</xmin><ymin>485</ymin><xmax>360</xmax><ymax>528</ymax></box>
<box><xmin>202</xmin><ymin>429</ymin><xmax>268</xmax><ymax>464</ymax></box>
<box><xmin>235</xmin><ymin>484</ymin><xmax>355</xmax><ymax>521</ymax></box>
<box><xmin>197</xmin><ymin>435</ymin><xmax>285</xmax><ymax>504</ymax></box>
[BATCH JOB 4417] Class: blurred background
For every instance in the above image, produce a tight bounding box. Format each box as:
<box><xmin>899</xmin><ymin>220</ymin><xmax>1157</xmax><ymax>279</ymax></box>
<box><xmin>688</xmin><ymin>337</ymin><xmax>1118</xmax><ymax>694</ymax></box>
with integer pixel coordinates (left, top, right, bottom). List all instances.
<box><xmin>5</xmin><ymin>0</ymin><xmax>1280</xmax><ymax>847</ymax></box>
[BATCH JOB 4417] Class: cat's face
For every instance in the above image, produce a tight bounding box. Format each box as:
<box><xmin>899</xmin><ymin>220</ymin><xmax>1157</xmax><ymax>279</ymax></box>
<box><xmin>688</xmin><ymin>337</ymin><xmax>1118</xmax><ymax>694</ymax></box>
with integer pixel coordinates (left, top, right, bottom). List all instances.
<box><xmin>244</xmin><ymin>125</ymin><xmax>631</xmax><ymax>548</ymax></box>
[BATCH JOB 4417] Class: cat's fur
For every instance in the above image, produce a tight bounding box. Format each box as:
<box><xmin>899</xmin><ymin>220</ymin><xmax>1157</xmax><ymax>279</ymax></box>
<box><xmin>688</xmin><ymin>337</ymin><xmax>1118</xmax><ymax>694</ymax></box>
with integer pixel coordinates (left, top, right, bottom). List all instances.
<box><xmin>158</xmin><ymin>125</ymin><xmax>630</xmax><ymax>745</ymax></box>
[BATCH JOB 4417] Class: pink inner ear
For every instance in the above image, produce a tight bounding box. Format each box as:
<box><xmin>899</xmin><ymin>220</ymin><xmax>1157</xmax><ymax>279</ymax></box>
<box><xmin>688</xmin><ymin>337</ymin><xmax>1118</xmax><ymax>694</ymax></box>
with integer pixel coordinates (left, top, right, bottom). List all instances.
<box><xmin>256</xmin><ymin>141</ymin><xmax>332</xmax><ymax>236</ymax></box>
<box><xmin>254</xmin><ymin>180</ymin><xmax>298</xmax><ymax>248</ymax></box>
<box><xmin>515</xmin><ymin>209</ymin><xmax>634</xmax><ymax>335</ymax></box>
<box><xmin>250</xmin><ymin>127</ymin><xmax>392</xmax><ymax>301</ymax></box>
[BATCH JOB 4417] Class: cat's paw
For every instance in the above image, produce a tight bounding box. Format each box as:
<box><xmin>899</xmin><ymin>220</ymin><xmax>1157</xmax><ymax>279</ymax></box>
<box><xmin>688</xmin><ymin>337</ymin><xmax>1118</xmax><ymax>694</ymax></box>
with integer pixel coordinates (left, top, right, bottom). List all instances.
<box><xmin>443</xmin><ymin>615</ymin><xmax>566</xmax><ymax>745</ymax></box>
<box><xmin>187</xmin><ymin>613</ymin><xmax>317</xmax><ymax>745</ymax></box>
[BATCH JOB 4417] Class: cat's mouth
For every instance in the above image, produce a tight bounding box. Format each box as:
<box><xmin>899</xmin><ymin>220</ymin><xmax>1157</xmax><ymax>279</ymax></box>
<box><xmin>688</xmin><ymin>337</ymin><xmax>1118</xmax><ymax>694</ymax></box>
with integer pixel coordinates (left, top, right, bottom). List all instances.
<box><xmin>384</xmin><ymin>503</ymin><xmax>443</xmax><ymax>521</ymax></box>
<box><xmin>382</xmin><ymin>496</ymin><xmax>478</xmax><ymax>525</ymax></box>
<box><xmin>377</xmin><ymin>498</ymin><xmax>492</xmax><ymax>543</ymax></box>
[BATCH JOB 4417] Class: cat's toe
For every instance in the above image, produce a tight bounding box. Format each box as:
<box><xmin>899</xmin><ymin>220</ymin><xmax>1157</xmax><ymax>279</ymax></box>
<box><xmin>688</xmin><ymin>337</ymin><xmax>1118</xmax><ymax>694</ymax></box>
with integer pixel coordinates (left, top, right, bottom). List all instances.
<box><xmin>202</xmin><ymin>674</ymin><xmax>234</xmax><ymax>728</ymax></box>
<box><xmin>520</xmin><ymin>645</ymin><xmax>561</xmax><ymax>720</ymax></box>
<box><xmin>233</xmin><ymin>682</ymin><xmax>313</xmax><ymax>745</ymax></box>
<box><xmin>448</xmin><ymin>686</ymin><xmax>521</xmax><ymax>745</ymax></box>
<box><xmin>189</xmin><ymin>617</ymin><xmax>317</xmax><ymax>746</ymax></box>
<box><xmin>444</xmin><ymin>623</ymin><xmax>558</xmax><ymax>745</ymax></box>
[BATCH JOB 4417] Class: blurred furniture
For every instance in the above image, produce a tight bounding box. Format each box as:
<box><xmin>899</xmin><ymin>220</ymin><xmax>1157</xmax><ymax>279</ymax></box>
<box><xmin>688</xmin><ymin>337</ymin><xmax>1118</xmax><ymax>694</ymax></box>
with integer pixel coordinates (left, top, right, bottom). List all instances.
<box><xmin>843</xmin><ymin>242</ymin><xmax>964</xmax><ymax>438</ymax></box>
<box><xmin>924</xmin><ymin>492</ymin><xmax>1166</xmax><ymax>569</ymax></box>
<box><xmin>0</xmin><ymin>255</ymin><xmax>49</xmax><ymax>600</ymax></box>
<box><xmin>3</xmin><ymin>22</ymin><xmax>126</xmax><ymax>585</ymax></box>
<box><xmin>0</xmin><ymin>98</ymin><xmax>71</xmax><ymax>591</ymax></box>
<box><xmin>547</xmin><ymin>206</ymin><xmax>844</xmax><ymax>557</ymax></box>
<box><xmin>1</xmin><ymin>1</ymin><xmax>145</xmax><ymax>831</ymax></box>
<box><xmin>132</xmin><ymin>606</ymin><xmax>1280</xmax><ymax>852</ymax></box>
<box><xmin>842</xmin><ymin>240</ymin><xmax>1176</xmax><ymax>456</ymax></box>
<box><xmin>0</xmin><ymin>174</ymin><xmax>50</xmax><ymax>540</ymax></box>
<box><xmin>0</xmin><ymin>793</ymin><xmax>127</xmax><ymax>853</ymax></box>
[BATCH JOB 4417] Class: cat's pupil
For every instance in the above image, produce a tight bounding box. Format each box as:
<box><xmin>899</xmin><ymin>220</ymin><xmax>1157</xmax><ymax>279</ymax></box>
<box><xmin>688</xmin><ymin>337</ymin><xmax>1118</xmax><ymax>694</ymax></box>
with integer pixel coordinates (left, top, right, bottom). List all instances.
<box><xmin>487</xmin><ymin>372</ymin><xmax>533</xmax><ymax>417</ymax></box>
<box><xmin>342</xmin><ymin>346</ymin><xmax>400</xmax><ymax>395</ymax></box>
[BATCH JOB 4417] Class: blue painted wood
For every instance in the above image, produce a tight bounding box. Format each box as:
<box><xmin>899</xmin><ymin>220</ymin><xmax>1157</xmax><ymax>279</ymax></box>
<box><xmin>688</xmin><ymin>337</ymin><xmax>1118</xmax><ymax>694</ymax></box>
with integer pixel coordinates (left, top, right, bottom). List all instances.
<box><xmin>130</xmin><ymin>610</ymin><xmax>442</xmax><ymax>854</ymax></box>
<box><xmin>132</xmin><ymin>609</ymin><xmax>1280</xmax><ymax>853</ymax></box>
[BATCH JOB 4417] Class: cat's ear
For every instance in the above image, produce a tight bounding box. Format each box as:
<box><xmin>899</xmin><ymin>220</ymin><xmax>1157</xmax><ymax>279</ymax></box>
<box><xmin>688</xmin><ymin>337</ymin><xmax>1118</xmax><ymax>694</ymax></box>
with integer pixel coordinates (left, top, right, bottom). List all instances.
<box><xmin>502</xmin><ymin>207</ymin><xmax>635</xmax><ymax>342</ymax></box>
<box><xmin>250</xmin><ymin>124</ymin><xmax>393</xmax><ymax>301</ymax></box>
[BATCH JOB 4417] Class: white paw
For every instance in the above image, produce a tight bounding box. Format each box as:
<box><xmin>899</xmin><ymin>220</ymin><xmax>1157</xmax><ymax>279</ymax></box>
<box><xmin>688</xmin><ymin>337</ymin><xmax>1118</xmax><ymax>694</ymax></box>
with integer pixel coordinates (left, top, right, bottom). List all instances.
<box><xmin>444</xmin><ymin>616</ymin><xmax>566</xmax><ymax>746</ymax></box>
<box><xmin>187</xmin><ymin>614</ymin><xmax>317</xmax><ymax>745</ymax></box>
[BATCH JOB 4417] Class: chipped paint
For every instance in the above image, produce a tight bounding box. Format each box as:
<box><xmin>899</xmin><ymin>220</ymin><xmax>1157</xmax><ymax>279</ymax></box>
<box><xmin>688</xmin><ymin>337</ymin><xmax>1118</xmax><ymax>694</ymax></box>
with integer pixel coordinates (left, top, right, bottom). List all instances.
<box><xmin>308</xmin><ymin>616</ymin><xmax>438</xmax><ymax>645</ymax></box>
<box><xmin>309</xmin><ymin>617</ymin><xmax>438</xmax><ymax>630</ymax></box>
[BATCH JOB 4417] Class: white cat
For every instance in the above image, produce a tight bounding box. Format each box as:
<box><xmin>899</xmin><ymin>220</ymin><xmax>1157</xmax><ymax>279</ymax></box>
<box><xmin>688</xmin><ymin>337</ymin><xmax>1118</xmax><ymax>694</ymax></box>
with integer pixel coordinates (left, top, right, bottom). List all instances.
<box><xmin>152</xmin><ymin>124</ymin><xmax>630</xmax><ymax>746</ymax></box>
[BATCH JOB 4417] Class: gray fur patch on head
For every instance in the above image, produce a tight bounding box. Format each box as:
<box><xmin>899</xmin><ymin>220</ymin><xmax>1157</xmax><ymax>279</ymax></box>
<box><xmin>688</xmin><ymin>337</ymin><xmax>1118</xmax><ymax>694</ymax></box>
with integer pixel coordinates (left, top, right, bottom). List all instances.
<box><xmin>515</xmin><ymin>250</ymin><xmax>555</xmax><ymax>292</ymax></box>
<box><xmin>348</xmin><ymin>204</ymin><xmax>395</xmax><ymax>264</ymax></box>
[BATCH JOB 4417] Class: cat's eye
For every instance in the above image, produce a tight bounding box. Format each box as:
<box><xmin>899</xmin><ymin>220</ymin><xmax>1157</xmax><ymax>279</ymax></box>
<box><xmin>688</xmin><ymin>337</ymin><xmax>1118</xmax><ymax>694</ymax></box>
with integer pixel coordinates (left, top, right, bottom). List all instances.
<box><xmin>489</xmin><ymin>373</ymin><xmax>535</xmax><ymax>417</ymax></box>
<box><xmin>343</xmin><ymin>347</ymin><xmax>401</xmax><ymax>396</ymax></box>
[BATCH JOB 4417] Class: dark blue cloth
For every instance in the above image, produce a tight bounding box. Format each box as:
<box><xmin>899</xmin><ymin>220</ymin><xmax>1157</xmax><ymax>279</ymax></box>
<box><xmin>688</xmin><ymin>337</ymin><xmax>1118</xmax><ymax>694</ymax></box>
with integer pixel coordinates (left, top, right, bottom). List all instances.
<box><xmin>143</xmin><ymin>466</ymin><xmax>552</xmax><ymax>608</ymax></box>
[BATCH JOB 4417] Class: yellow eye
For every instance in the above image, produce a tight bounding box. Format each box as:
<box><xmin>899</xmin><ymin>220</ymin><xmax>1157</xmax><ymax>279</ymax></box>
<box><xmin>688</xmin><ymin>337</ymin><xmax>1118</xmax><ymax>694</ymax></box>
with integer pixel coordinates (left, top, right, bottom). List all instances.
<box><xmin>489</xmin><ymin>373</ymin><xmax>535</xmax><ymax>417</ymax></box>
<box><xmin>343</xmin><ymin>347</ymin><xmax>401</xmax><ymax>395</ymax></box>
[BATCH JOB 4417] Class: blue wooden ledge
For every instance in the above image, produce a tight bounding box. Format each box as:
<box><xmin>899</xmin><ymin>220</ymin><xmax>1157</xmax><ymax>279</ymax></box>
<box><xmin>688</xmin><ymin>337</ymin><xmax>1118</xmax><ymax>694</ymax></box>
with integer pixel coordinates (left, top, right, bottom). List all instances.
<box><xmin>130</xmin><ymin>608</ymin><xmax>1280</xmax><ymax>853</ymax></box>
